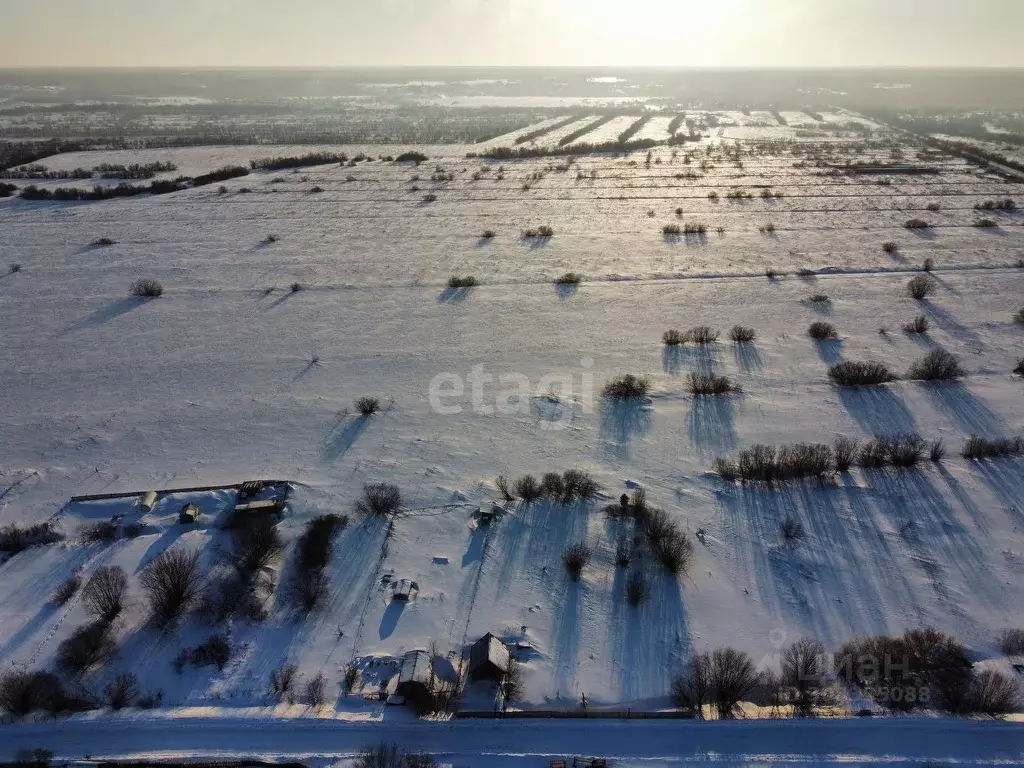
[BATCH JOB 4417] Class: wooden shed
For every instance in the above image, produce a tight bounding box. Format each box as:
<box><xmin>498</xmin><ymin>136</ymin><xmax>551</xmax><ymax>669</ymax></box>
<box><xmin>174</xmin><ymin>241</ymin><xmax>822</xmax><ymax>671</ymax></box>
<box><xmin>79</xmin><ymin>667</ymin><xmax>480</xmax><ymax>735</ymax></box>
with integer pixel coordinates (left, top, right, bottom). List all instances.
<box><xmin>395</xmin><ymin>649</ymin><xmax>434</xmax><ymax>712</ymax></box>
<box><xmin>468</xmin><ymin>632</ymin><xmax>511</xmax><ymax>684</ymax></box>
<box><xmin>178</xmin><ymin>503</ymin><xmax>201</xmax><ymax>524</ymax></box>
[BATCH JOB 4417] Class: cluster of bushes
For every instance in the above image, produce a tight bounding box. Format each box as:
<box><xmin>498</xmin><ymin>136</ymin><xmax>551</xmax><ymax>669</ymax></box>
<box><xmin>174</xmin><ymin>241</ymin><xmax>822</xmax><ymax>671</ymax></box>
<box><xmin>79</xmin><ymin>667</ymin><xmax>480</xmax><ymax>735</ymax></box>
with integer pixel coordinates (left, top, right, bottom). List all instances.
<box><xmin>522</xmin><ymin>225</ymin><xmax>554</xmax><ymax>238</ymax></box>
<box><xmin>667</xmin><ymin>113</ymin><xmax>686</xmax><ymax>135</ymax></box>
<box><xmin>662</xmin><ymin>222</ymin><xmax>707</xmax><ymax>236</ymax></box>
<box><xmin>94</xmin><ymin>161</ymin><xmax>177</xmax><ymax>179</ymax></box>
<box><xmin>688</xmin><ymin>372</ymin><xmax>740</xmax><ymax>396</ymax></box>
<box><xmin>394</xmin><ymin>151</ymin><xmax>429</xmax><ymax>163</ymax></box>
<box><xmin>663</xmin><ymin>325</ymin><xmax>718</xmax><ymax>346</ymax></box>
<box><xmin>855</xmin><ymin>434</ymin><xmax>944</xmax><ymax>468</ymax></box>
<box><xmin>174</xmin><ymin>634</ymin><xmax>231</xmax><ymax>672</ymax></box>
<box><xmin>828</xmin><ymin>360</ymin><xmax>897</xmax><ymax>386</ymax></box>
<box><xmin>714</xmin><ymin>433</ymin><xmax>947</xmax><ymax>482</ymax></box>
<box><xmin>192</xmin><ymin>165</ymin><xmax>248</xmax><ymax>187</ymax></box>
<box><xmin>974</xmin><ymin>199</ymin><xmax>1016</xmax><ymax>211</ymax></box>
<box><xmin>0</xmin><ymin>181</ymin><xmax>16</xmax><ymax>197</ymax></box>
<box><xmin>671</xmin><ymin>629</ymin><xmax>1021</xmax><ymax>718</ymax></box>
<box><xmin>250</xmin><ymin>152</ymin><xmax>347</xmax><ymax>171</ymax></box>
<box><xmin>602</xmin><ymin>373</ymin><xmax>650</xmax><ymax>400</ymax></box>
<box><xmin>1</xmin><ymin>165</ymin><xmax>93</xmax><ymax>180</ymax></box>
<box><xmin>0</xmin><ymin>522</ymin><xmax>61</xmax><ymax>554</ymax></box>
<box><xmin>447</xmin><ymin>275</ymin><xmax>478</xmax><ymax>289</ymax></box>
<box><xmin>495</xmin><ymin>470</ymin><xmax>599</xmax><ymax>506</ymax></box>
<box><xmin>609</xmin><ymin>489</ymin><xmax>694</xmax><ymax>578</ymax></box>
<box><xmin>515</xmin><ymin>115</ymin><xmax>580</xmax><ymax>144</ymax></box>
<box><xmin>904</xmin><ymin>218</ymin><xmax>931</xmax><ymax>229</ymax></box>
<box><xmin>0</xmin><ymin>669</ymin><xmax>92</xmax><ymax>716</ymax></box>
<box><xmin>827</xmin><ymin>349</ymin><xmax>964</xmax><ymax>386</ymax></box>
<box><xmin>289</xmin><ymin>514</ymin><xmax>347</xmax><ymax>614</ymax></box>
<box><xmin>836</xmin><ymin>629</ymin><xmax>1018</xmax><ymax>714</ymax></box>
<box><xmin>962</xmin><ymin>435</ymin><xmax>1023</xmax><ymax>460</ymax></box>
<box><xmin>714</xmin><ymin>443</ymin><xmax>834</xmax><ymax>484</ymax></box>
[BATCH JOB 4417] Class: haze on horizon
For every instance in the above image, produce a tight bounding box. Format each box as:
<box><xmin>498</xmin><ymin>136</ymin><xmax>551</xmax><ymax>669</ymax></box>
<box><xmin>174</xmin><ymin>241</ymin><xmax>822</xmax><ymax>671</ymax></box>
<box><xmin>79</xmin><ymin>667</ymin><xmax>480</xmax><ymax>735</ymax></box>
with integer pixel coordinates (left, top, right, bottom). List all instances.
<box><xmin>1</xmin><ymin>0</ymin><xmax>1023</xmax><ymax>69</ymax></box>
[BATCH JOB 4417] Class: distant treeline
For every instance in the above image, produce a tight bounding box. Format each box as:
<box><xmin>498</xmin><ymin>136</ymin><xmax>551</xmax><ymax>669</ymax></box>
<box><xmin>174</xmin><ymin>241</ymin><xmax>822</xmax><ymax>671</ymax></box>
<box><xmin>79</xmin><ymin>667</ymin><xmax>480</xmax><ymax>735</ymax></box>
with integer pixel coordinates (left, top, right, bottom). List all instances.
<box><xmin>16</xmin><ymin>164</ymin><xmax>248</xmax><ymax>201</ymax></box>
<box><xmin>558</xmin><ymin>115</ymin><xmax>617</xmax><ymax>146</ymax></box>
<box><xmin>250</xmin><ymin>152</ymin><xmax>348</xmax><ymax>171</ymax></box>
<box><xmin>192</xmin><ymin>166</ymin><xmax>249</xmax><ymax>186</ymax></box>
<box><xmin>514</xmin><ymin>115</ymin><xmax>581</xmax><ymax>145</ymax></box>
<box><xmin>930</xmin><ymin>137</ymin><xmax>1024</xmax><ymax>176</ymax></box>
<box><xmin>667</xmin><ymin>113</ymin><xmax>686</xmax><ymax>135</ymax></box>
<box><xmin>94</xmin><ymin>162</ymin><xmax>177</xmax><ymax>179</ymax></box>
<box><xmin>616</xmin><ymin>115</ymin><xmax>651</xmax><ymax>145</ymax></box>
<box><xmin>0</xmin><ymin>164</ymin><xmax>93</xmax><ymax>180</ymax></box>
<box><xmin>19</xmin><ymin>179</ymin><xmax>189</xmax><ymax>201</ymax></box>
<box><xmin>469</xmin><ymin>137</ymin><xmax>663</xmax><ymax>160</ymax></box>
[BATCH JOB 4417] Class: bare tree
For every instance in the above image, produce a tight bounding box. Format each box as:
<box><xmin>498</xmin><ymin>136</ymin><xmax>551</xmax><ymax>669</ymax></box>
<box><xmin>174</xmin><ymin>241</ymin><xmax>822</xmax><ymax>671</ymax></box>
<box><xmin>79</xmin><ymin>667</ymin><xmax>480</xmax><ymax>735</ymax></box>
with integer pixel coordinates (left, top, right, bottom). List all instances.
<box><xmin>82</xmin><ymin>566</ymin><xmax>129</xmax><ymax>623</ymax></box>
<box><xmin>781</xmin><ymin>637</ymin><xmax>834</xmax><ymax>716</ymax></box>
<box><xmin>709</xmin><ymin>647</ymin><xmax>757</xmax><ymax>719</ymax></box>
<box><xmin>140</xmin><ymin>547</ymin><xmax>203</xmax><ymax>627</ymax></box>
<box><xmin>231</xmin><ymin>517</ymin><xmax>284</xmax><ymax>579</ymax></box>
<box><xmin>501</xmin><ymin>658</ymin><xmax>523</xmax><ymax>709</ymax></box>
<box><xmin>670</xmin><ymin>651</ymin><xmax>712</xmax><ymax>718</ymax></box>
<box><xmin>104</xmin><ymin>672</ymin><xmax>138</xmax><ymax>710</ymax></box>
<box><xmin>970</xmin><ymin>669</ymin><xmax>1020</xmax><ymax>716</ymax></box>
<box><xmin>269</xmin><ymin>663</ymin><xmax>298</xmax><ymax>702</ymax></box>
<box><xmin>56</xmin><ymin>621</ymin><xmax>115</xmax><ymax>674</ymax></box>
<box><xmin>306</xmin><ymin>672</ymin><xmax>327</xmax><ymax>708</ymax></box>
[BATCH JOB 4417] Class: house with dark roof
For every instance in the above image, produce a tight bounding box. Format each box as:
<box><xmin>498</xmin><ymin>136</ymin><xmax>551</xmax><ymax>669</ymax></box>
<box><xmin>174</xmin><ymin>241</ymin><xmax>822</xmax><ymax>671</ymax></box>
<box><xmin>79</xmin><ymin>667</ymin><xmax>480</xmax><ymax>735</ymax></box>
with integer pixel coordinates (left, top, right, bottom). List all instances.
<box><xmin>468</xmin><ymin>632</ymin><xmax>511</xmax><ymax>684</ymax></box>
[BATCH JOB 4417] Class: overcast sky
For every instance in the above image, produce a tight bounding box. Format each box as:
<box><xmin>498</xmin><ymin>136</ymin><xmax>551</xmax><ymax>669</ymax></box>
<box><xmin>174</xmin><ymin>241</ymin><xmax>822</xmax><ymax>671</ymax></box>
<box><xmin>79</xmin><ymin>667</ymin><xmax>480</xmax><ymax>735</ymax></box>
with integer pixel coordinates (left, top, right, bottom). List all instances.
<box><xmin>2</xmin><ymin>0</ymin><xmax>1022</xmax><ymax>68</ymax></box>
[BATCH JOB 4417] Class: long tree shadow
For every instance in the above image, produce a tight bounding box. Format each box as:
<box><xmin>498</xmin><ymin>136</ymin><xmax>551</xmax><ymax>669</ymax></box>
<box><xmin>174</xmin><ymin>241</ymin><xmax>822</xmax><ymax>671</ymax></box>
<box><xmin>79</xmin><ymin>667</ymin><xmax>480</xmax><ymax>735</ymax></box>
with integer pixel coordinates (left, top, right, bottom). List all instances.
<box><xmin>551</xmin><ymin>577</ymin><xmax>584</xmax><ymax>702</ymax></box>
<box><xmin>554</xmin><ymin>283</ymin><xmax>579</xmax><ymax>300</ymax></box>
<box><xmin>618</xmin><ymin>568</ymin><xmax>689</xmax><ymax>704</ymax></box>
<box><xmin>970</xmin><ymin>458</ymin><xmax>1024</xmax><ymax>528</ymax></box>
<box><xmin>322</xmin><ymin>415</ymin><xmax>370</xmax><ymax>462</ymax></box>
<box><xmin>872</xmin><ymin>469</ymin><xmax>996</xmax><ymax>615</ymax></box>
<box><xmin>437</xmin><ymin>286</ymin><xmax>473</xmax><ymax>303</ymax></box>
<box><xmin>686</xmin><ymin>395</ymin><xmax>738</xmax><ymax>459</ymax></box>
<box><xmin>920</xmin><ymin>383</ymin><xmax>1006</xmax><ymax>436</ymax></box>
<box><xmin>733</xmin><ymin>343</ymin><xmax>763</xmax><ymax>373</ymax></box>
<box><xmin>599</xmin><ymin>399</ymin><xmax>652</xmax><ymax>459</ymax></box>
<box><xmin>813</xmin><ymin>339</ymin><xmax>844</xmax><ymax>365</ymax></box>
<box><xmin>59</xmin><ymin>298</ymin><xmax>146</xmax><ymax>336</ymax></box>
<box><xmin>838</xmin><ymin>385</ymin><xmax>917</xmax><ymax>434</ymax></box>
<box><xmin>922</xmin><ymin>302</ymin><xmax>984</xmax><ymax>348</ymax></box>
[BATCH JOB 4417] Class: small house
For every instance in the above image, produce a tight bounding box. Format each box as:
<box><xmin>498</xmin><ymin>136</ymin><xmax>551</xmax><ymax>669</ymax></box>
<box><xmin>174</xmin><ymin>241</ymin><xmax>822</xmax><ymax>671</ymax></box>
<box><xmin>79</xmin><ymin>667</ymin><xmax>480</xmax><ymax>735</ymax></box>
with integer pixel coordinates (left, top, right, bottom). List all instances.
<box><xmin>395</xmin><ymin>649</ymin><xmax>434</xmax><ymax>712</ymax></box>
<box><xmin>178</xmin><ymin>503</ymin><xmax>201</xmax><ymax>524</ymax></box>
<box><xmin>469</xmin><ymin>632</ymin><xmax>511</xmax><ymax>683</ymax></box>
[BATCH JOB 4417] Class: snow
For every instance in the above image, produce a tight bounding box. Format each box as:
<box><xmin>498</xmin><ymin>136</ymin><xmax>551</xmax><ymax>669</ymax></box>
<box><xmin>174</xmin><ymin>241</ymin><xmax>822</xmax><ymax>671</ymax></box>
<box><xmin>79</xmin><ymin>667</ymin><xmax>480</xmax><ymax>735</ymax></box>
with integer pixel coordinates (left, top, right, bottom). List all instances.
<box><xmin>1</xmin><ymin>119</ymin><xmax>1023</xmax><ymax>742</ymax></box>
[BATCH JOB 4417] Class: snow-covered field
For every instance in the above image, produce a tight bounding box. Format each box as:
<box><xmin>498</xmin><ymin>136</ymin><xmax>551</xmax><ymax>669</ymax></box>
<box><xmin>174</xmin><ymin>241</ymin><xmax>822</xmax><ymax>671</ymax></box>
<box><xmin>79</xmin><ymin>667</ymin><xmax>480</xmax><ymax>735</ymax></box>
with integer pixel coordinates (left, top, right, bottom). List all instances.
<box><xmin>1</xmin><ymin>121</ymin><xmax>1023</xmax><ymax>759</ymax></box>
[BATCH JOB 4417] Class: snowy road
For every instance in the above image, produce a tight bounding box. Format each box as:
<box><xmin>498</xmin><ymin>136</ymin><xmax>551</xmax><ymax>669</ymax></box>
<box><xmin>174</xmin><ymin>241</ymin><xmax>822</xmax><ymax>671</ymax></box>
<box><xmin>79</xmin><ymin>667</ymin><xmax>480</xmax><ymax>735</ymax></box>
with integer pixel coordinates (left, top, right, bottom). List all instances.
<box><xmin>3</xmin><ymin>716</ymin><xmax>1023</xmax><ymax>766</ymax></box>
